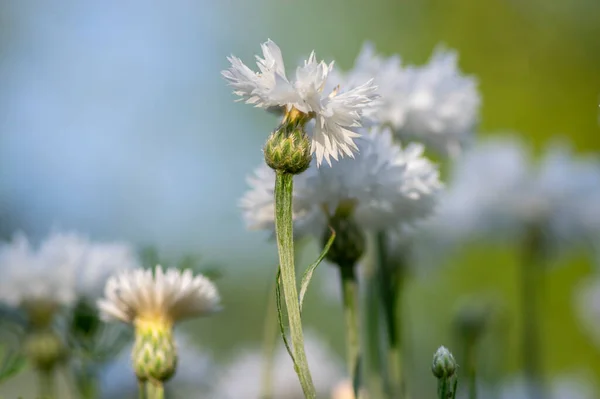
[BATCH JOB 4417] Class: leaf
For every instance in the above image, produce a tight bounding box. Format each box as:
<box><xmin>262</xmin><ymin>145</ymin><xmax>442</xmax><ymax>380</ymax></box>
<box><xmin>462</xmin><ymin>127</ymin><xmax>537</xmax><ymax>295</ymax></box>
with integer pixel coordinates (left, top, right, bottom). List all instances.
<box><xmin>298</xmin><ymin>227</ymin><xmax>335</xmax><ymax>313</ymax></box>
<box><xmin>0</xmin><ymin>347</ymin><xmax>27</xmax><ymax>384</ymax></box>
<box><xmin>275</xmin><ymin>269</ymin><xmax>295</xmax><ymax>363</ymax></box>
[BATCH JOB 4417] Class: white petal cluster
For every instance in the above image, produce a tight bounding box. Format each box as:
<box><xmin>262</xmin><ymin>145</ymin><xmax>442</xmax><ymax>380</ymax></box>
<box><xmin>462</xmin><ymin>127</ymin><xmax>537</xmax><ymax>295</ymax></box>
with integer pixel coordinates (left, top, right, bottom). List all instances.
<box><xmin>222</xmin><ymin>39</ymin><xmax>378</xmax><ymax>166</ymax></box>
<box><xmin>421</xmin><ymin>136</ymin><xmax>600</xmax><ymax>256</ymax></box>
<box><xmin>332</xmin><ymin>43</ymin><xmax>480</xmax><ymax>158</ymax></box>
<box><xmin>209</xmin><ymin>331</ymin><xmax>343</xmax><ymax>399</ymax></box>
<box><xmin>0</xmin><ymin>231</ymin><xmax>139</xmax><ymax>307</ymax></box>
<box><xmin>100</xmin><ymin>332</ymin><xmax>213</xmax><ymax>398</ymax></box>
<box><xmin>0</xmin><ymin>234</ymin><xmax>76</xmax><ymax>307</ymax></box>
<box><xmin>240</xmin><ymin>127</ymin><xmax>442</xmax><ymax>237</ymax></box>
<box><xmin>97</xmin><ymin>266</ymin><xmax>221</xmax><ymax>325</ymax></box>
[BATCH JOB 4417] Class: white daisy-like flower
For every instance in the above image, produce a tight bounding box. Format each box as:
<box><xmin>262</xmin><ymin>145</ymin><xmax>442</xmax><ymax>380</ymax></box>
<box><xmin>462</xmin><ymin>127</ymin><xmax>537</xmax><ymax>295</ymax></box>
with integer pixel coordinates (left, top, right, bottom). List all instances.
<box><xmin>100</xmin><ymin>332</ymin><xmax>213</xmax><ymax>399</ymax></box>
<box><xmin>0</xmin><ymin>231</ymin><xmax>141</xmax><ymax>311</ymax></box>
<box><xmin>417</xmin><ymin>136</ymin><xmax>600</xmax><ymax>258</ymax></box>
<box><xmin>97</xmin><ymin>265</ymin><xmax>220</xmax><ymax>327</ymax></box>
<box><xmin>210</xmin><ymin>331</ymin><xmax>343</xmax><ymax>399</ymax></box>
<box><xmin>240</xmin><ymin>127</ymin><xmax>442</xmax><ymax>238</ymax></box>
<box><xmin>222</xmin><ymin>39</ymin><xmax>378</xmax><ymax>166</ymax></box>
<box><xmin>332</xmin><ymin>42</ymin><xmax>480</xmax><ymax>158</ymax></box>
<box><xmin>0</xmin><ymin>233</ymin><xmax>77</xmax><ymax>309</ymax></box>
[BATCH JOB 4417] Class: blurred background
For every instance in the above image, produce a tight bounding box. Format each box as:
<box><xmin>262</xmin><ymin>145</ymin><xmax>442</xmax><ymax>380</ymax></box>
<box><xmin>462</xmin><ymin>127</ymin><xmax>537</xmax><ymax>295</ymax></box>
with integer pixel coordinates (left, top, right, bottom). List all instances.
<box><xmin>0</xmin><ymin>0</ymin><xmax>599</xmax><ymax>398</ymax></box>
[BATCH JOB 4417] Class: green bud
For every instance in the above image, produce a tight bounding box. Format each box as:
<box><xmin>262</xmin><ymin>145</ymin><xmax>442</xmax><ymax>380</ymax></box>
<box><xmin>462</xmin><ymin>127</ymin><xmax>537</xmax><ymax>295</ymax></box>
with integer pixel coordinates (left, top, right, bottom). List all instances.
<box><xmin>453</xmin><ymin>299</ymin><xmax>492</xmax><ymax>343</ymax></box>
<box><xmin>133</xmin><ymin>323</ymin><xmax>177</xmax><ymax>383</ymax></box>
<box><xmin>24</xmin><ymin>329</ymin><xmax>67</xmax><ymax>372</ymax></box>
<box><xmin>432</xmin><ymin>346</ymin><xmax>457</xmax><ymax>379</ymax></box>
<box><xmin>323</xmin><ymin>210</ymin><xmax>365</xmax><ymax>268</ymax></box>
<box><xmin>70</xmin><ymin>299</ymin><xmax>101</xmax><ymax>339</ymax></box>
<box><xmin>264</xmin><ymin>126</ymin><xmax>312</xmax><ymax>175</ymax></box>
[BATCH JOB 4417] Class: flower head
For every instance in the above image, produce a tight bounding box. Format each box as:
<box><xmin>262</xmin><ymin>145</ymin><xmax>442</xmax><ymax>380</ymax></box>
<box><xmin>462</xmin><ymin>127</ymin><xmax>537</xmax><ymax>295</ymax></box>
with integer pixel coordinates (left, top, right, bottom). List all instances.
<box><xmin>97</xmin><ymin>266</ymin><xmax>220</xmax><ymax>327</ymax></box>
<box><xmin>332</xmin><ymin>43</ymin><xmax>480</xmax><ymax>158</ymax></box>
<box><xmin>240</xmin><ymin>127</ymin><xmax>442</xmax><ymax>238</ymax></box>
<box><xmin>421</xmin><ymin>136</ymin><xmax>600</xmax><ymax>258</ymax></box>
<box><xmin>222</xmin><ymin>39</ymin><xmax>378</xmax><ymax>166</ymax></box>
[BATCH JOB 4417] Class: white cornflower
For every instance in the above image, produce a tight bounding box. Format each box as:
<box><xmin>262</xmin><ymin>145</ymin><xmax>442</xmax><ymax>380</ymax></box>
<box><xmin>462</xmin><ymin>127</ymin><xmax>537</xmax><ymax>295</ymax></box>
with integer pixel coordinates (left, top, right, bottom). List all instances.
<box><xmin>417</xmin><ymin>136</ymin><xmax>600</xmax><ymax>259</ymax></box>
<box><xmin>210</xmin><ymin>331</ymin><xmax>343</xmax><ymax>399</ymax></box>
<box><xmin>240</xmin><ymin>127</ymin><xmax>442</xmax><ymax>237</ymax></box>
<box><xmin>100</xmin><ymin>332</ymin><xmax>213</xmax><ymax>399</ymax></box>
<box><xmin>0</xmin><ymin>233</ymin><xmax>76</xmax><ymax>309</ymax></box>
<box><xmin>0</xmin><ymin>231</ymin><xmax>141</xmax><ymax>313</ymax></box>
<box><xmin>97</xmin><ymin>266</ymin><xmax>221</xmax><ymax>327</ymax></box>
<box><xmin>98</xmin><ymin>266</ymin><xmax>220</xmax><ymax>383</ymax></box>
<box><xmin>332</xmin><ymin>42</ymin><xmax>480</xmax><ymax>157</ymax></box>
<box><xmin>222</xmin><ymin>39</ymin><xmax>378</xmax><ymax>166</ymax></box>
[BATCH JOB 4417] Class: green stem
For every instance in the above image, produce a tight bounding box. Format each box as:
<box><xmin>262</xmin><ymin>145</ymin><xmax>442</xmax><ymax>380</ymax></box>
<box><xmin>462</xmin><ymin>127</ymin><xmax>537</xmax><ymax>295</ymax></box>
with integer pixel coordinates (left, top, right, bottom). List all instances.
<box><xmin>520</xmin><ymin>224</ymin><xmax>544</xmax><ymax>398</ymax></box>
<box><xmin>147</xmin><ymin>381</ymin><xmax>164</xmax><ymax>399</ymax></box>
<box><xmin>39</xmin><ymin>369</ymin><xmax>55</xmax><ymax>399</ymax></box>
<box><xmin>339</xmin><ymin>265</ymin><xmax>360</xmax><ymax>395</ymax></box>
<box><xmin>375</xmin><ymin>231</ymin><xmax>404</xmax><ymax>398</ymax></box>
<box><xmin>463</xmin><ymin>340</ymin><xmax>477</xmax><ymax>399</ymax></box>
<box><xmin>274</xmin><ymin>171</ymin><xmax>316</xmax><ymax>399</ymax></box>
<box><xmin>138</xmin><ymin>380</ymin><xmax>147</xmax><ymax>399</ymax></box>
<box><xmin>260</xmin><ymin>280</ymin><xmax>279</xmax><ymax>399</ymax></box>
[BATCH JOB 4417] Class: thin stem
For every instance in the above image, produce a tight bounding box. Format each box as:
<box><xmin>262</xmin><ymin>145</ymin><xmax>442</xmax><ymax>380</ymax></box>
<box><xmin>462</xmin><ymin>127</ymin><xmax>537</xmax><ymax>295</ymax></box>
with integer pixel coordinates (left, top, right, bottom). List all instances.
<box><xmin>138</xmin><ymin>380</ymin><xmax>146</xmax><ymax>399</ymax></box>
<box><xmin>39</xmin><ymin>369</ymin><xmax>55</xmax><ymax>399</ymax></box>
<box><xmin>339</xmin><ymin>265</ymin><xmax>360</xmax><ymax>395</ymax></box>
<box><xmin>375</xmin><ymin>230</ymin><xmax>404</xmax><ymax>398</ymax></box>
<box><xmin>147</xmin><ymin>381</ymin><xmax>164</xmax><ymax>399</ymax></box>
<box><xmin>274</xmin><ymin>171</ymin><xmax>316</xmax><ymax>399</ymax></box>
<box><xmin>463</xmin><ymin>340</ymin><xmax>477</xmax><ymax>399</ymax></box>
<box><xmin>520</xmin><ymin>224</ymin><xmax>544</xmax><ymax>399</ymax></box>
<box><xmin>259</xmin><ymin>280</ymin><xmax>279</xmax><ymax>399</ymax></box>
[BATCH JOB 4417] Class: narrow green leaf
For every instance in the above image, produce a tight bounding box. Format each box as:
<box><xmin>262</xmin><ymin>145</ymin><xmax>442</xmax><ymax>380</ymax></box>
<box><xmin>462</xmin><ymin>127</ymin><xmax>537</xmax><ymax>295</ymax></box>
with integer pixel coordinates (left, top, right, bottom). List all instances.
<box><xmin>0</xmin><ymin>348</ymin><xmax>27</xmax><ymax>384</ymax></box>
<box><xmin>298</xmin><ymin>227</ymin><xmax>336</xmax><ymax>313</ymax></box>
<box><xmin>275</xmin><ymin>269</ymin><xmax>294</xmax><ymax>363</ymax></box>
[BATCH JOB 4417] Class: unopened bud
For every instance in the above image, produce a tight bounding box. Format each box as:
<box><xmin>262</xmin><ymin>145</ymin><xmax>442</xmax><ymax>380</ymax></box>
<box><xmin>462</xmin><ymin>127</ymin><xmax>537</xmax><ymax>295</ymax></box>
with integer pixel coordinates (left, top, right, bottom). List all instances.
<box><xmin>24</xmin><ymin>329</ymin><xmax>67</xmax><ymax>372</ymax></box>
<box><xmin>432</xmin><ymin>346</ymin><xmax>457</xmax><ymax>379</ymax></box>
<box><xmin>323</xmin><ymin>211</ymin><xmax>365</xmax><ymax>268</ymax></box>
<box><xmin>264</xmin><ymin>127</ymin><xmax>312</xmax><ymax>175</ymax></box>
<box><xmin>133</xmin><ymin>321</ymin><xmax>178</xmax><ymax>383</ymax></box>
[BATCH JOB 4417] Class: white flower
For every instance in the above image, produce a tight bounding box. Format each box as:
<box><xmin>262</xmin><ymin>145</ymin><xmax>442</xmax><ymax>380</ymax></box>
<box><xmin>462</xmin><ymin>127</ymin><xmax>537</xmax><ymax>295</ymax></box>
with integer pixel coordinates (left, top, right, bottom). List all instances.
<box><xmin>222</xmin><ymin>39</ymin><xmax>378</xmax><ymax>166</ymax></box>
<box><xmin>0</xmin><ymin>233</ymin><xmax>77</xmax><ymax>308</ymax></box>
<box><xmin>210</xmin><ymin>331</ymin><xmax>343</xmax><ymax>399</ymax></box>
<box><xmin>97</xmin><ymin>265</ymin><xmax>221</xmax><ymax>326</ymax></box>
<box><xmin>418</xmin><ymin>136</ymin><xmax>600</xmax><ymax>257</ymax></box>
<box><xmin>332</xmin><ymin>42</ymin><xmax>480</xmax><ymax>158</ymax></box>
<box><xmin>240</xmin><ymin>127</ymin><xmax>442</xmax><ymax>237</ymax></box>
<box><xmin>100</xmin><ymin>332</ymin><xmax>213</xmax><ymax>399</ymax></box>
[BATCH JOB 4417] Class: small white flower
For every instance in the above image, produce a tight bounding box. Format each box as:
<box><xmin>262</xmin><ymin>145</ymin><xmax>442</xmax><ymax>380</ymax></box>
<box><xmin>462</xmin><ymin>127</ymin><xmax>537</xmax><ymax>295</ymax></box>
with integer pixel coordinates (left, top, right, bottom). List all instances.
<box><xmin>97</xmin><ymin>265</ymin><xmax>221</xmax><ymax>326</ymax></box>
<box><xmin>222</xmin><ymin>39</ymin><xmax>378</xmax><ymax>166</ymax></box>
<box><xmin>418</xmin><ymin>136</ymin><xmax>600</xmax><ymax>258</ymax></box>
<box><xmin>210</xmin><ymin>331</ymin><xmax>343</xmax><ymax>399</ymax></box>
<box><xmin>0</xmin><ymin>233</ymin><xmax>77</xmax><ymax>308</ymax></box>
<box><xmin>240</xmin><ymin>127</ymin><xmax>442</xmax><ymax>237</ymax></box>
<box><xmin>332</xmin><ymin>42</ymin><xmax>480</xmax><ymax>158</ymax></box>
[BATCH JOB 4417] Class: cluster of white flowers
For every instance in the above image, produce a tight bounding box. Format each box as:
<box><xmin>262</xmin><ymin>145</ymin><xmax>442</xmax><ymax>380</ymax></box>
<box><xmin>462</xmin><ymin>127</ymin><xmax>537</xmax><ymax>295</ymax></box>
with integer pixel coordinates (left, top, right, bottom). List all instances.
<box><xmin>240</xmin><ymin>127</ymin><xmax>442</xmax><ymax>238</ymax></box>
<box><xmin>418</xmin><ymin>136</ymin><xmax>600</xmax><ymax>257</ymax></box>
<box><xmin>209</xmin><ymin>331</ymin><xmax>343</xmax><ymax>399</ymax></box>
<box><xmin>223</xmin><ymin>39</ymin><xmax>378</xmax><ymax>166</ymax></box>
<box><xmin>0</xmin><ymin>231</ymin><xmax>140</xmax><ymax>309</ymax></box>
<box><xmin>330</xmin><ymin>42</ymin><xmax>480</xmax><ymax>158</ymax></box>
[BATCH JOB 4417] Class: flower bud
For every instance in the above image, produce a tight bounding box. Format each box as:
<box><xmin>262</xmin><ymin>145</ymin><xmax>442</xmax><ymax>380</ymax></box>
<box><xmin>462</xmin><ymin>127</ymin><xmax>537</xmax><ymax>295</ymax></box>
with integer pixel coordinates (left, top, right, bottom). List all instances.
<box><xmin>432</xmin><ymin>346</ymin><xmax>457</xmax><ymax>379</ymax></box>
<box><xmin>133</xmin><ymin>321</ymin><xmax>178</xmax><ymax>383</ymax></box>
<box><xmin>323</xmin><ymin>209</ymin><xmax>366</xmax><ymax>268</ymax></box>
<box><xmin>264</xmin><ymin>127</ymin><xmax>312</xmax><ymax>175</ymax></box>
<box><xmin>24</xmin><ymin>329</ymin><xmax>67</xmax><ymax>372</ymax></box>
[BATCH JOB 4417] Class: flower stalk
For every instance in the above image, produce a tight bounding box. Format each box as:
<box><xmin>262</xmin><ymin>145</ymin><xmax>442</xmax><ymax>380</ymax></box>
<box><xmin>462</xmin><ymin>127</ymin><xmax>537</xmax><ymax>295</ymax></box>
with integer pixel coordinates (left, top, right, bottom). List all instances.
<box><xmin>339</xmin><ymin>265</ymin><xmax>360</xmax><ymax>395</ymax></box>
<box><xmin>432</xmin><ymin>346</ymin><xmax>458</xmax><ymax>399</ymax></box>
<box><xmin>274</xmin><ymin>171</ymin><xmax>316</xmax><ymax>399</ymax></box>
